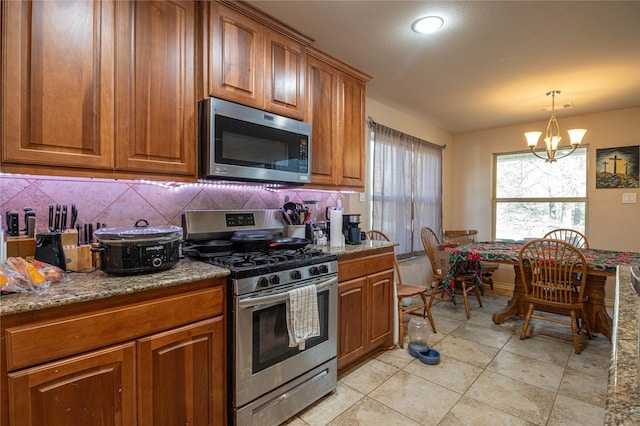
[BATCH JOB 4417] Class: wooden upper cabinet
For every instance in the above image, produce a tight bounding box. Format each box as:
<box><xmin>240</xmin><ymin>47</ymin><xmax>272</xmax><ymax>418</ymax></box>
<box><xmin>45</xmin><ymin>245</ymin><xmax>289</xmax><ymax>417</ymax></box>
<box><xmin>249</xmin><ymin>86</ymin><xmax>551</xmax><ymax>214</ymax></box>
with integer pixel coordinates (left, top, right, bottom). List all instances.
<box><xmin>306</xmin><ymin>49</ymin><xmax>370</xmax><ymax>190</ymax></box>
<box><xmin>306</xmin><ymin>55</ymin><xmax>339</xmax><ymax>186</ymax></box>
<box><xmin>208</xmin><ymin>2</ymin><xmax>265</xmax><ymax>108</ymax></box>
<box><xmin>115</xmin><ymin>0</ymin><xmax>196</xmax><ymax>176</ymax></box>
<box><xmin>1</xmin><ymin>0</ymin><xmax>116</xmax><ymax>170</ymax></box>
<box><xmin>338</xmin><ymin>72</ymin><xmax>367</xmax><ymax>188</ymax></box>
<box><xmin>207</xmin><ymin>2</ymin><xmax>308</xmax><ymax>119</ymax></box>
<box><xmin>264</xmin><ymin>28</ymin><xmax>306</xmax><ymax>120</ymax></box>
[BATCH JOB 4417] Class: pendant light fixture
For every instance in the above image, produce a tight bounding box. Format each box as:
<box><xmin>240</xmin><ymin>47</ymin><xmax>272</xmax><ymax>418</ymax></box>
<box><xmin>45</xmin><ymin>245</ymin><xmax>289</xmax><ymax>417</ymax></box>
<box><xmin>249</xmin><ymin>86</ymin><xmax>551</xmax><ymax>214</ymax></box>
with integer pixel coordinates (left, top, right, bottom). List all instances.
<box><xmin>524</xmin><ymin>90</ymin><xmax>587</xmax><ymax>163</ymax></box>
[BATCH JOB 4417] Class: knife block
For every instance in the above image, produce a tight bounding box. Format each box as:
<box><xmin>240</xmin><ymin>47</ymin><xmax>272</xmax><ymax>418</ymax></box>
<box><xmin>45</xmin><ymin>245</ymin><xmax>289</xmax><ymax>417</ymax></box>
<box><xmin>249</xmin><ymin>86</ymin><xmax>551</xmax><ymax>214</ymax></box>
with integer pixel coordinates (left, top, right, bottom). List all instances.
<box><xmin>61</xmin><ymin>229</ymin><xmax>78</xmax><ymax>247</ymax></box>
<box><xmin>64</xmin><ymin>244</ymin><xmax>93</xmax><ymax>272</ymax></box>
<box><xmin>60</xmin><ymin>230</ymin><xmax>93</xmax><ymax>271</ymax></box>
<box><xmin>6</xmin><ymin>237</ymin><xmax>36</xmax><ymax>258</ymax></box>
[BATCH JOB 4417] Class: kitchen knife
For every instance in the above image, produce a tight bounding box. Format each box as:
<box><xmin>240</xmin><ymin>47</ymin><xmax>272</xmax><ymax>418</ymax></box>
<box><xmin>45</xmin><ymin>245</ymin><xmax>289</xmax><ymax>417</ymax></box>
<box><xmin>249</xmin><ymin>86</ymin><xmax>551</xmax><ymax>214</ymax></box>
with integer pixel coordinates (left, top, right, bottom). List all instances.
<box><xmin>84</xmin><ymin>223</ymin><xmax>88</xmax><ymax>244</ymax></box>
<box><xmin>54</xmin><ymin>205</ymin><xmax>61</xmax><ymax>232</ymax></box>
<box><xmin>88</xmin><ymin>223</ymin><xmax>93</xmax><ymax>244</ymax></box>
<box><xmin>76</xmin><ymin>224</ymin><xmax>82</xmax><ymax>246</ymax></box>
<box><xmin>6</xmin><ymin>211</ymin><xmax>19</xmax><ymax>236</ymax></box>
<box><xmin>48</xmin><ymin>205</ymin><xmax>54</xmax><ymax>231</ymax></box>
<box><xmin>61</xmin><ymin>205</ymin><xmax>68</xmax><ymax>231</ymax></box>
<box><xmin>22</xmin><ymin>207</ymin><xmax>34</xmax><ymax>231</ymax></box>
<box><xmin>70</xmin><ymin>204</ymin><xmax>77</xmax><ymax>228</ymax></box>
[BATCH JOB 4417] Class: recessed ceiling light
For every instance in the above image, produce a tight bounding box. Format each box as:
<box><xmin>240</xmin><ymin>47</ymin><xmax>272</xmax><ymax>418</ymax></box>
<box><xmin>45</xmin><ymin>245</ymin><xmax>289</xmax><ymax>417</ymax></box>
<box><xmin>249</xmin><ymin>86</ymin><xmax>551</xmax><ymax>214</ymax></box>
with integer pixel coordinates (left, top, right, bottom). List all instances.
<box><xmin>412</xmin><ymin>16</ymin><xmax>444</xmax><ymax>34</ymax></box>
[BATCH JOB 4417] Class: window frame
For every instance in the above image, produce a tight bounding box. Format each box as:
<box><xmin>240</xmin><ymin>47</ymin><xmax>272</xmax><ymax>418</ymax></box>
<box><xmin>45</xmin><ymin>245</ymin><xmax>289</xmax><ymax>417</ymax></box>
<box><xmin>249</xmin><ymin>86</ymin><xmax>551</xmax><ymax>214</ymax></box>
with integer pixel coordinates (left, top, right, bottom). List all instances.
<box><xmin>491</xmin><ymin>147</ymin><xmax>589</xmax><ymax>241</ymax></box>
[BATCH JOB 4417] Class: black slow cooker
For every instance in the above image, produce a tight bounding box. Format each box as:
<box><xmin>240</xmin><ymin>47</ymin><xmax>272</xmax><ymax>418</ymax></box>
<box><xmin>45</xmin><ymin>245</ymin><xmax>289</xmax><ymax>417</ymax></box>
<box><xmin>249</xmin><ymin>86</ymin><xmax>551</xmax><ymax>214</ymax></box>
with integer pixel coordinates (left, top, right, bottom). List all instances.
<box><xmin>93</xmin><ymin>219</ymin><xmax>182</xmax><ymax>274</ymax></box>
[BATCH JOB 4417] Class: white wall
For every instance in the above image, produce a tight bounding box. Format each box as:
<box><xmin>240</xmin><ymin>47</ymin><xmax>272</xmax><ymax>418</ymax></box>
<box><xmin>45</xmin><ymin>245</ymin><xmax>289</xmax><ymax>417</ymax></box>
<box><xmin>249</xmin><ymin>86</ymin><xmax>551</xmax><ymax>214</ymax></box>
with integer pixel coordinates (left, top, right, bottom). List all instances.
<box><xmin>451</xmin><ymin>107</ymin><xmax>640</xmax><ymax>252</ymax></box>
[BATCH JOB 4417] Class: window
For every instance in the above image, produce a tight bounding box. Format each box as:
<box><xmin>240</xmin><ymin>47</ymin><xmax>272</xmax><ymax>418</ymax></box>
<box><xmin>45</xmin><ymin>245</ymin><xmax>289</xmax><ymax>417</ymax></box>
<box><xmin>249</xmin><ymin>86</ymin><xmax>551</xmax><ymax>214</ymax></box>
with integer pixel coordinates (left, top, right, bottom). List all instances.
<box><xmin>370</xmin><ymin>122</ymin><xmax>442</xmax><ymax>257</ymax></box>
<box><xmin>493</xmin><ymin>147</ymin><xmax>587</xmax><ymax>241</ymax></box>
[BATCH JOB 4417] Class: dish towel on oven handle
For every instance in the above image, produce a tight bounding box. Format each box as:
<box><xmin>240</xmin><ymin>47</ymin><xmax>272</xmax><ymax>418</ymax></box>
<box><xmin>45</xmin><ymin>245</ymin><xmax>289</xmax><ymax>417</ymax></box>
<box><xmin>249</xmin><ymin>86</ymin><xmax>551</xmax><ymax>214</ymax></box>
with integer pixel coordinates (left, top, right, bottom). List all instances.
<box><xmin>286</xmin><ymin>284</ymin><xmax>320</xmax><ymax>350</ymax></box>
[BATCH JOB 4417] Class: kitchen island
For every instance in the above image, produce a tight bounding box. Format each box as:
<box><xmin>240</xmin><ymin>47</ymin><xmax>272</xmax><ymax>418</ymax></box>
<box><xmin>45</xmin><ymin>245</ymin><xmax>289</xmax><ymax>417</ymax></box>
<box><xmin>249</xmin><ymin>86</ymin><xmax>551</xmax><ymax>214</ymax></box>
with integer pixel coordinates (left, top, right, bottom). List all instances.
<box><xmin>606</xmin><ymin>266</ymin><xmax>640</xmax><ymax>424</ymax></box>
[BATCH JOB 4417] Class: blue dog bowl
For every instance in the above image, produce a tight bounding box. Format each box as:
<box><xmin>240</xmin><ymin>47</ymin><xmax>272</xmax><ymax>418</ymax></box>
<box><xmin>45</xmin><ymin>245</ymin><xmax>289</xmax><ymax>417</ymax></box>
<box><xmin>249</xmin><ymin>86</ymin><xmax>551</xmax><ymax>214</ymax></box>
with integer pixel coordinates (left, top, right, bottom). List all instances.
<box><xmin>407</xmin><ymin>342</ymin><xmax>430</xmax><ymax>358</ymax></box>
<box><xmin>418</xmin><ymin>348</ymin><xmax>441</xmax><ymax>365</ymax></box>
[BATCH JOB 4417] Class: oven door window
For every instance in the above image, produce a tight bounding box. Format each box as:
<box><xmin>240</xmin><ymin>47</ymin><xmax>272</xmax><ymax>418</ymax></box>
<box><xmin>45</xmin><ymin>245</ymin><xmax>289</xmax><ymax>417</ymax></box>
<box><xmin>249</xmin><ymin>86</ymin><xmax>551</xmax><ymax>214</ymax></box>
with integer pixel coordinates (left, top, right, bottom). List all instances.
<box><xmin>215</xmin><ymin>115</ymin><xmax>308</xmax><ymax>173</ymax></box>
<box><xmin>252</xmin><ymin>291</ymin><xmax>328</xmax><ymax>374</ymax></box>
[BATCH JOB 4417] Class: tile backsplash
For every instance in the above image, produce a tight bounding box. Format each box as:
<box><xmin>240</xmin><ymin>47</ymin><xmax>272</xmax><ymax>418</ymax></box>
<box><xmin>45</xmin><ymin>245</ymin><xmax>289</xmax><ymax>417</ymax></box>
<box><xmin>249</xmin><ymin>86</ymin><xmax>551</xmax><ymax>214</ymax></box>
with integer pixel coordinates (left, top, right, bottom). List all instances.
<box><xmin>1</xmin><ymin>175</ymin><xmax>342</xmax><ymax>235</ymax></box>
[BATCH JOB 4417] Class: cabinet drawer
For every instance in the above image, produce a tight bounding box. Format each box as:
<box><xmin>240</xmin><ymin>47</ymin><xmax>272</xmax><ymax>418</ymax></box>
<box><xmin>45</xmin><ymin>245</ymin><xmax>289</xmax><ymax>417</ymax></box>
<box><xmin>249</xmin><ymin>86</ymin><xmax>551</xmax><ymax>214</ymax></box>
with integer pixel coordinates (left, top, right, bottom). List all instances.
<box><xmin>5</xmin><ymin>286</ymin><xmax>224</xmax><ymax>371</ymax></box>
<box><xmin>338</xmin><ymin>251</ymin><xmax>394</xmax><ymax>282</ymax></box>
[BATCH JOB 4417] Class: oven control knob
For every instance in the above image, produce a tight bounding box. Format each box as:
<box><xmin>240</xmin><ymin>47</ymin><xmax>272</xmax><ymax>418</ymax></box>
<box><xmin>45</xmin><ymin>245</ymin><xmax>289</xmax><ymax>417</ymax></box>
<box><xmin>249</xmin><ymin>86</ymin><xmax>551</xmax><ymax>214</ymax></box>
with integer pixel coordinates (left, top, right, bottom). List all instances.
<box><xmin>258</xmin><ymin>277</ymin><xmax>269</xmax><ymax>288</ymax></box>
<box><xmin>318</xmin><ymin>264</ymin><xmax>329</xmax><ymax>274</ymax></box>
<box><xmin>269</xmin><ymin>275</ymin><xmax>280</xmax><ymax>284</ymax></box>
<box><xmin>309</xmin><ymin>266</ymin><xmax>319</xmax><ymax>276</ymax></box>
<box><xmin>290</xmin><ymin>270</ymin><xmax>302</xmax><ymax>280</ymax></box>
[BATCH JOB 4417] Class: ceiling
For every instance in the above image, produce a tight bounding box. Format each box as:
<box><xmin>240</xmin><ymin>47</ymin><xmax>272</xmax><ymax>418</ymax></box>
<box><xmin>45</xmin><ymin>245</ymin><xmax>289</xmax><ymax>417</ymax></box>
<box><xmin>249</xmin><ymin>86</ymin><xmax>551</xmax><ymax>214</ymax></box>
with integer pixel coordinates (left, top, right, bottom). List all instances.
<box><xmin>247</xmin><ymin>1</ymin><xmax>640</xmax><ymax>134</ymax></box>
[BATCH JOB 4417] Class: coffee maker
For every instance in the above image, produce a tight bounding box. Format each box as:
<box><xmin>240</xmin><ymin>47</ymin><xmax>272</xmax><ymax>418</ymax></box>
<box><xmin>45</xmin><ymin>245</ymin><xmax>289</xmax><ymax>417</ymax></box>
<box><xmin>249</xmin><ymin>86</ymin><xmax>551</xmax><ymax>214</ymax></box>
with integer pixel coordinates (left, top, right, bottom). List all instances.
<box><xmin>342</xmin><ymin>214</ymin><xmax>362</xmax><ymax>245</ymax></box>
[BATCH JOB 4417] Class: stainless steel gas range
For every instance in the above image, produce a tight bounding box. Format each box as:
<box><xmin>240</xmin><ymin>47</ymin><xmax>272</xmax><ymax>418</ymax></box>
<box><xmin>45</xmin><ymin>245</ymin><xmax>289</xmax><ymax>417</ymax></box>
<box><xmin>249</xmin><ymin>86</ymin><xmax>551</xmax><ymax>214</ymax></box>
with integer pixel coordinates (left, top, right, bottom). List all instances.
<box><xmin>182</xmin><ymin>210</ymin><xmax>338</xmax><ymax>425</ymax></box>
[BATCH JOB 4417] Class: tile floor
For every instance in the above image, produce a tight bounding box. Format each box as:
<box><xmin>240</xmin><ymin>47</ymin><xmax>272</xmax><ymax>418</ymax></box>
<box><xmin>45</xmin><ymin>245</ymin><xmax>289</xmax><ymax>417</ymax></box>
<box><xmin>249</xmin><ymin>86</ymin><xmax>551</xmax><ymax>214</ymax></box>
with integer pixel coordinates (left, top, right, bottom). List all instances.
<box><xmin>283</xmin><ymin>287</ymin><xmax>611</xmax><ymax>425</ymax></box>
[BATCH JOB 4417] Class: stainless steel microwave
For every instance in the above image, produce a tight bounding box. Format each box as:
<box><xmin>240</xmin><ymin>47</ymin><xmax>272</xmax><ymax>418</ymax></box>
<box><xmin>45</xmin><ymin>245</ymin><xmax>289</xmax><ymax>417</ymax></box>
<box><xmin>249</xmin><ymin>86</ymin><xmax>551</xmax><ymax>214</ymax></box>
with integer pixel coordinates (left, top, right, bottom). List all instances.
<box><xmin>199</xmin><ymin>97</ymin><xmax>312</xmax><ymax>185</ymax></box>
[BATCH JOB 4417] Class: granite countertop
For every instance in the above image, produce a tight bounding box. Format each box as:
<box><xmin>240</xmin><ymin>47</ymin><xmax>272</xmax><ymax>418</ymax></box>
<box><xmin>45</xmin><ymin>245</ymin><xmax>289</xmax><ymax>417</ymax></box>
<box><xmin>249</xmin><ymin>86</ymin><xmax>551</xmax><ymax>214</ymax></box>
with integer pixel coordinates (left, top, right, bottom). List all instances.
<box><xmin>310</xmin><ymin>239</ymin><xmax>398</xmax><ymax>256</ymax></box>
<box><xmin>606</xmin><ymin>266</ymin><xmax>640</xmax><ymax>424</ymax></box>
<box><xmin>0</xmin><ymin>241</ymin><xmax>396</xmax><ymax>317</ymax></box>
<box><xmin>0</xmin><ymin>259</ymin><xmax>230</xmax><ymax>317</ymax></box>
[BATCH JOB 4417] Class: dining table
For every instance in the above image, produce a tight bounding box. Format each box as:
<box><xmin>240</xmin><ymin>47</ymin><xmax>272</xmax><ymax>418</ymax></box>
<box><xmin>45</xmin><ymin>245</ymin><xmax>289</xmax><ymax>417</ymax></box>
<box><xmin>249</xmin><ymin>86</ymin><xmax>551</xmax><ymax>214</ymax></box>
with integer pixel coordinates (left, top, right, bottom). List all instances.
<box><xmin>442</xmin><ymin>241</ymin><xmax>640</xmax><ymax>342</ymax></box>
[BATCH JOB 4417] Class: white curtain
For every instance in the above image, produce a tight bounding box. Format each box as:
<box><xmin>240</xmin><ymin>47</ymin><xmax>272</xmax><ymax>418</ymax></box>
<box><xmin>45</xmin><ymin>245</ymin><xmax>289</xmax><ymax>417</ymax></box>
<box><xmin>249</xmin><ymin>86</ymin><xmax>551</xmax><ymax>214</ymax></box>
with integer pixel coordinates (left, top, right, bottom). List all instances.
<box><xmin>371</xmin><ymin>121</ymin><xmax>442</xmax><ymax>256</ymax></box>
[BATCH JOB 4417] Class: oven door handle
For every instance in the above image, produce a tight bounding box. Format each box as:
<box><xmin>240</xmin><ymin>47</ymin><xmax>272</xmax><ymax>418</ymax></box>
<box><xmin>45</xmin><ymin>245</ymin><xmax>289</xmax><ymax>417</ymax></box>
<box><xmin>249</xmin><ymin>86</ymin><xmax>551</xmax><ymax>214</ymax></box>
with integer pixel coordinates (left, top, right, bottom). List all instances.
<box><xmin>238</xmin><ymin>276</ymin><xmax>338</xmax><ymax>309</ymax></box>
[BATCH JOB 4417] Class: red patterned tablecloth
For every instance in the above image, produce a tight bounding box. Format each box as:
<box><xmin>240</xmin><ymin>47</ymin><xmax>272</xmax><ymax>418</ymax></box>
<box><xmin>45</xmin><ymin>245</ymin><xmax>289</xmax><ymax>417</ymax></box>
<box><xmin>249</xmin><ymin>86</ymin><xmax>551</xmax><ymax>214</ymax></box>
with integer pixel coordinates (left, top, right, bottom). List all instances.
<box><xmin>441</xmin><ymin>241</ymin><xmax>640</xmax><ymax>302</ymax></box>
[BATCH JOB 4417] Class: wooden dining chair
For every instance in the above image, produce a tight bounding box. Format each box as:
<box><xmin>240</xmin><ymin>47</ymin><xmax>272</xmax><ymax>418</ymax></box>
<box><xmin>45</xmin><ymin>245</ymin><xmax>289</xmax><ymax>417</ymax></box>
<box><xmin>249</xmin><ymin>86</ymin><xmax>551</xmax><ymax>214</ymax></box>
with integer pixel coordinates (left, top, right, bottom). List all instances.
<box><xmin>421</xmin><ymin>227</ymin><xmax>482</xmax><ymax>319</ymax></box>
<box><xmin>543</xmin><ymin>228</ymin><xmax>589</xmax><ymax>249</ymax></box>
<box><xmin>443</xmin><ymin>229</ymin><xmax>499</xmax><ymax>293</ymax></box>
<box><xmin>367</xmin><ymin>230</ymin><xmax>436</xmax><ymax>347</ymax></box>
<box><xmin>518</xmin><ymin>238</ymin><xmax>592</xmax><ymax>354</ymax></box>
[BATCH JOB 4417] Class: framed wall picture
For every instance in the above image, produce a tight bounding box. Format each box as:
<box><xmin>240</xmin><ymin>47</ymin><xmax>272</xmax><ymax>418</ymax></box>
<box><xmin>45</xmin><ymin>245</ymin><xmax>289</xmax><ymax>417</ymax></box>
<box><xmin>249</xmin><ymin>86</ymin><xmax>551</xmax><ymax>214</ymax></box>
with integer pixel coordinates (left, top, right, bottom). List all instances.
<box><xmin>595</xmin><ymin>145</ymin><xmax>639</xmax><ymax>188</ymax></box>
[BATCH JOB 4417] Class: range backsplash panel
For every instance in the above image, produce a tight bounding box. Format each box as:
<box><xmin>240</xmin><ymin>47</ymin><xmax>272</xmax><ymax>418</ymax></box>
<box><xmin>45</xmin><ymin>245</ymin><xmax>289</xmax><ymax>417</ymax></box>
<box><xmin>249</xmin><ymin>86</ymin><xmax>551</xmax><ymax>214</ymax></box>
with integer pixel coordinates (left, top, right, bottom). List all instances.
<box><xmin>0</xmin><ymin>175</ymin><xmax>342</xmax><ymax>235</ymax></box>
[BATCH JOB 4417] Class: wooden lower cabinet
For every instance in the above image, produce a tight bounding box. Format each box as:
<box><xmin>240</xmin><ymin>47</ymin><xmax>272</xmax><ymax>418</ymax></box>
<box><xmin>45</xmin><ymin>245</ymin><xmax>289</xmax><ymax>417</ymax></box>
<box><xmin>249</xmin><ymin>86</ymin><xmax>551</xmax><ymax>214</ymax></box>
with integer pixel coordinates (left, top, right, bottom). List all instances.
<box><xmin>8</xmin><ymin>343</ymin><xmax>137</xmax><ymax>426</ymax></box>
<box><xmin>137</xmin><ymin>317</ymin><xmax>225</xmax><ymax>426</ymax></box>
<box><xmin>337</xmin><ymin>276</ymin><xmax>367</xmax><ymax>368</ymax></box>
<box><xmin>2</xmin><ymin>279</ymin><xmax>226</xmax><ymax>426</ymax></box>
<box><xmin>337</xmin><ymin>250</ymin><xmax>394</xmax><ymax>371</ymax></box>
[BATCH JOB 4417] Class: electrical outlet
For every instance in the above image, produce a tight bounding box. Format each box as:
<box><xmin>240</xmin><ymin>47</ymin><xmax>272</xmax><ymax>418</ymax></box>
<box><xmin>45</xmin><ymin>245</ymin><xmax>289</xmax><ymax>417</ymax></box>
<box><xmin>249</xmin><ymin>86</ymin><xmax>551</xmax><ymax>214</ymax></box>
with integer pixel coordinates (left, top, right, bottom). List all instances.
<box><xmin>359</xmin><ymin>192</ymin><xmax>365</xmax><ymax>202</ymax></box>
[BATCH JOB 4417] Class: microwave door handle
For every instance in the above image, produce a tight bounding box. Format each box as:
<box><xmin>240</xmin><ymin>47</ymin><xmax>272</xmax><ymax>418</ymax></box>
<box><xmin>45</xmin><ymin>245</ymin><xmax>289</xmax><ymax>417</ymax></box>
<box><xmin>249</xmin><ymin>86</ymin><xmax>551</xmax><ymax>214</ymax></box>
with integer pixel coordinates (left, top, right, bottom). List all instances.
<box><xmin>238</xmin><ymin>276</ymin><xmax>338</xmax><ymax>309</ymax></box>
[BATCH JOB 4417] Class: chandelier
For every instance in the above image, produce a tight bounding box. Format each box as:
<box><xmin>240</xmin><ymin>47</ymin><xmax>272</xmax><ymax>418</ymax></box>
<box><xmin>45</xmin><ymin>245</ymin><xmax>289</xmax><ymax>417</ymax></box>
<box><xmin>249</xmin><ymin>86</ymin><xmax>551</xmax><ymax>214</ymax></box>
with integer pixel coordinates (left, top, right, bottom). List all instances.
<box><xmin>524</xmin><ymin>90</ymin><xmax>587</xmax><ymax>163</ymax></box>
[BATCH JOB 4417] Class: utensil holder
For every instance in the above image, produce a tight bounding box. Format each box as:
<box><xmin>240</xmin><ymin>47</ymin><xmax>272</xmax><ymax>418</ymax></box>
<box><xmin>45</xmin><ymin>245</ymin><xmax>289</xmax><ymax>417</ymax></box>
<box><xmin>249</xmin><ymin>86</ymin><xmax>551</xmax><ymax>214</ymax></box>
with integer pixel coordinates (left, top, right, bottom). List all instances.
<box><xmin>284</xmin><ymin>225</ymin><xmax>306</xmax><ymax>238</ymax></box>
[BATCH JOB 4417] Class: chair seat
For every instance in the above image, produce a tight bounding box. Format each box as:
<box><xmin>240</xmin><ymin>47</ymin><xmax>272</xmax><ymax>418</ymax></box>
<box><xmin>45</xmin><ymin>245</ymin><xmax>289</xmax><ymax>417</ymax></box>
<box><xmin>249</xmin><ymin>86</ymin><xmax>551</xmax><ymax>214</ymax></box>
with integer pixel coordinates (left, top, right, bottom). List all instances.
<box><xmin>397</xmin><ymin>284</ymin><xmax>429</xmax><ymax>298</ymax></box>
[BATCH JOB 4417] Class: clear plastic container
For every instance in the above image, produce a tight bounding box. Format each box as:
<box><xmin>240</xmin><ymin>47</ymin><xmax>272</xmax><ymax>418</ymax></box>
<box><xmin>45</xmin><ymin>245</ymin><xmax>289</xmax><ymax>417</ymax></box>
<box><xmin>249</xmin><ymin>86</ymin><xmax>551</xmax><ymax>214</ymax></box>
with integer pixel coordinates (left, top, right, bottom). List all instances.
<box><xmin>408</xmin><ymin>317</ymin><xmax>431</xmax><ymax>345</ymax></box>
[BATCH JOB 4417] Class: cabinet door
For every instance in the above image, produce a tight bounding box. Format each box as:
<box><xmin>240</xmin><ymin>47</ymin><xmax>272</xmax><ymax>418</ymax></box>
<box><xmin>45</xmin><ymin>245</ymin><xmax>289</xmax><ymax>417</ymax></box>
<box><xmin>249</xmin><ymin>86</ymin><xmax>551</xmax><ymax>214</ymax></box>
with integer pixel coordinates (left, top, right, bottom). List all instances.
<box><xmin>337</xmin><ymin>277</ymin><xmax>367</xmax><ymax>370</ymax></box>
<box><xmin>264</xmin><ymin>29</ymin><xmax>305</xmax><ymax>120</ymax></box>
<box><xmin>7</xmin><ymin>343</ymin><xmax>136</xmax><ymax>426</ymax></box>
<box><xmin>337</xmin><ymin>72</ymin><xmax>366</xmax><ymax>189</ymax></box>
<box><xmin>306</xmin><ymin>55</ymin><xmax>339</xmax><ymax>186</ymax></box>
<box><xmin>2</xmin><ymin>0</ymin><xmax>115</xmax><ymax>170</ymax></box>
<box><xmin>208</xmin><ymin>3</ymin><xmax>264</xmax><ymax>108</ymax></box>
<box><xmin>368</xmin><ymin>270</ymin><xmax>394</xmax><ymax>349</ymax></box>
<box><xmin>137</xmin><ymin>317</ymin><xmax>226</xmax><ymax>426</ymax></box>
<box><xmin>115</xmin><ymin>0</ymin><xmax>196</xmax><ymax>176</ymax></box>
